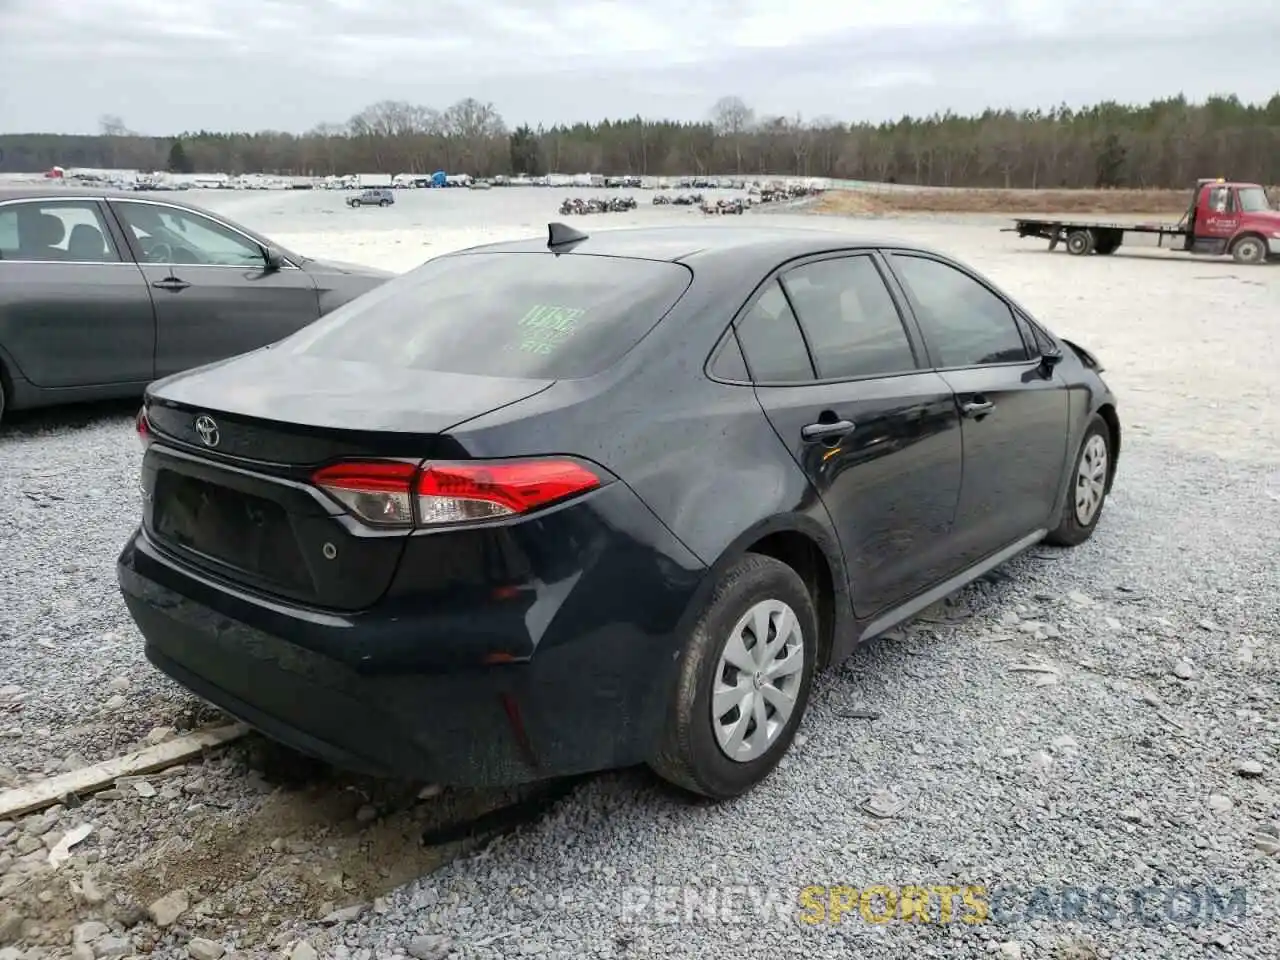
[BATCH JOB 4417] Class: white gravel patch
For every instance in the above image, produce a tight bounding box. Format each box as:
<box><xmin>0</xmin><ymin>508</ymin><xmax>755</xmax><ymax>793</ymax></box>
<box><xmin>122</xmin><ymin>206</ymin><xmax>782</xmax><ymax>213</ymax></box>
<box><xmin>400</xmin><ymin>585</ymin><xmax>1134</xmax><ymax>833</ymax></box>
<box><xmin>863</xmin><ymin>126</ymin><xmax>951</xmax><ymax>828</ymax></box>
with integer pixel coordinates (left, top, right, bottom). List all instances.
<box><xmin>1</xmin><ymin>210</ymin><xmax>1277</xmax><ymax>960</ymax></box>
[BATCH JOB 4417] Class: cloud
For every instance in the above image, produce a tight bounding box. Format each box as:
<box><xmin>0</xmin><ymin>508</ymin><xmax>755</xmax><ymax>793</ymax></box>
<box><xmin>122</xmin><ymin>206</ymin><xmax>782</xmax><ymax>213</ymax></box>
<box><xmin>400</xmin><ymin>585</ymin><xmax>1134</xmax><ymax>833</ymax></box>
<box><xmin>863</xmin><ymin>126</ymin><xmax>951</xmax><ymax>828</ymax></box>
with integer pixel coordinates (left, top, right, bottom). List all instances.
<box><xmin>0</xmin><ymin>0</ymin><xmax>1276</xmax><ymax>134</ymax></box>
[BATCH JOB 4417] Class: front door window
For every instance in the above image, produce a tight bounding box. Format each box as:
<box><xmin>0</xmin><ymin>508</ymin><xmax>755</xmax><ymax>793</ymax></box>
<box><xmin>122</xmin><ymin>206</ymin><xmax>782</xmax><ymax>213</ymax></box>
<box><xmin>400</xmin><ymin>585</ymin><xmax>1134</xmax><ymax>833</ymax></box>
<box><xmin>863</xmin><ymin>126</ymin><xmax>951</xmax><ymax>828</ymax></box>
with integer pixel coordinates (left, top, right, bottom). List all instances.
<box><xmin>112</xmin><ymin>202</ymin><xmax>266</xmax><ymax>267</ymax></box>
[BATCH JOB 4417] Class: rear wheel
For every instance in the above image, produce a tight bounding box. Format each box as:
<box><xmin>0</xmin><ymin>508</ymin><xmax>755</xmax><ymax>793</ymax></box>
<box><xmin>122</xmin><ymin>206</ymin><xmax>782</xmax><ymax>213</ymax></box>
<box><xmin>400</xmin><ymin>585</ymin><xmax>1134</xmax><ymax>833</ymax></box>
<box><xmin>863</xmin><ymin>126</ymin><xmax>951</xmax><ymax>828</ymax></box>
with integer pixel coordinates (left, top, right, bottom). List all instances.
<box><xmin>0</xmin><ymin>372</ymin><xmax>6</xmax><ymax>426</ymax></box>
<box><xmin>1066</xmin><ymin>229</ymin><xmax>1095</xmax><ymax>256</ymax></box>
<box><xmin>1230</xmin><ymin>235</ymin><xmax>1267</xmax><ymax>265</ymax></box>
<box><xmin>1094</xmin><ymin>231</ymin><xmax>1122</xmax><ymax>255</ymax></box>
<box><xmin>1045</xmin><ymin>414</ymin><xmax>1112</xmax><ymax>547</ymax></box>
<box><xmin>649</xmin><ymin>553</ymin><xmax>817</xmax><ymax>800</ymax></box>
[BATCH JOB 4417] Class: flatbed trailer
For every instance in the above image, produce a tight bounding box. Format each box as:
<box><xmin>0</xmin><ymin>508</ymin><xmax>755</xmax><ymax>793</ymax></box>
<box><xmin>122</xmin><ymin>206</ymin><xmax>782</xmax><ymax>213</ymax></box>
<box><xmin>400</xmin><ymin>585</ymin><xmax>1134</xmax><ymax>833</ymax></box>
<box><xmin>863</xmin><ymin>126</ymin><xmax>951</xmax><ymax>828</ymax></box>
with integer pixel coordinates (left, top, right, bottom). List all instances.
<box><xmin>1003</xmin><ymin>178</ymin><xmax>1280</xmax><ymax>264</ymax></box>
<box><xmin>1005</xmin><ymin>218</ymin><xmax>1190</xmax><ymax>256</ymax></box>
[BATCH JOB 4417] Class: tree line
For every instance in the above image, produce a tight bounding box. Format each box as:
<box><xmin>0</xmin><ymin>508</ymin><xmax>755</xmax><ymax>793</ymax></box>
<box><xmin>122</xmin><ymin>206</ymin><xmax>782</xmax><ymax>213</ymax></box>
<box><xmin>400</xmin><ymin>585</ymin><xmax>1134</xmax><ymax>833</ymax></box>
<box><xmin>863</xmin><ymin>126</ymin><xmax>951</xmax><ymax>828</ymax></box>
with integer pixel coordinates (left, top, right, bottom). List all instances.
<box><xmin>2</xmin><ymin>93</ymin><xmax>1278</xmax><ymax>189</ymax></box>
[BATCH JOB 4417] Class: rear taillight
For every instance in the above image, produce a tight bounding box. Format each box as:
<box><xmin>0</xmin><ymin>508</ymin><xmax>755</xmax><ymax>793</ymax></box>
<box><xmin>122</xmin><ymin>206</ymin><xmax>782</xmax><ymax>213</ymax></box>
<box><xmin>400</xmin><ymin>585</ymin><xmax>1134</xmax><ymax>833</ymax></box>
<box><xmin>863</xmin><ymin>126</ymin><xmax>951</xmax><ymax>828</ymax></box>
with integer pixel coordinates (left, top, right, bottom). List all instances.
<box><xmin>136</xmin><ymin>407</ymin><xmax>153</xmax><ymax>449</ymax></box>
<box><xmin>416</xmin><ymin>461</ymin><xmax>601</xmax><ymax>524</ymax></box>
<box><xmin>310</xmin><ymin>459</ymin><xmax>601</xmax><ymax>528</ymax></box>
<box><xmin>311</xmin><ymin>460</ymin><xmax>418</xmax><ymax>526</ymax></box>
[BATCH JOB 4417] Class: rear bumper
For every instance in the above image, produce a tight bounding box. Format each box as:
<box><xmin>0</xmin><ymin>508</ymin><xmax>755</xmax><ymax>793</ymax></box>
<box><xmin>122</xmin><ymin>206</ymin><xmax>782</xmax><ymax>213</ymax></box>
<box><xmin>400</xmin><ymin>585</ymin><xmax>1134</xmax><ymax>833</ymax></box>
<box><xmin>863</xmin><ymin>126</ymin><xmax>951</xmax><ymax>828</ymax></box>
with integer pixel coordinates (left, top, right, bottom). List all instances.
<box><xmin>117</xmin><ymin>486</ymin><xmax>707</xmax><ymax>787</ymax></box>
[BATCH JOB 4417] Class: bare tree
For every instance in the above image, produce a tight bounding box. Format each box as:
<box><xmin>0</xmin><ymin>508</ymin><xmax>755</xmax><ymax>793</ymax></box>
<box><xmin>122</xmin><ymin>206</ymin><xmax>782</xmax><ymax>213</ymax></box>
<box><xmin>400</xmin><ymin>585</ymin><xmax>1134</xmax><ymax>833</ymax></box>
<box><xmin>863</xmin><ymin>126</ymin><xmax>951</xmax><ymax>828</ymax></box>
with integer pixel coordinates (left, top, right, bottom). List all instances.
<box><xmin>788</xmin><ymin>114</ymin><xmax>811</xmax><ymax>176</ymax></box>
<box><xmin>711</xmin><ymin>96</ymin><xmax>755</xmax><ymax>173</ymax></box>
<box><xmin>347</xmin><ymin>101</ymin><xmax>425</xmax><ymax>170</ymax></box>
<box><xmin>443</xmin><ymin>98</ymin><xmax>506</xmax><ymax>173</ymax></box>
<box><xmin>442</xmin><ymin>98</ymin><xmax>505</xmax><ymax>140</ymax></box>
<box><xmin>95</xmin><ymin>115</ymin><xmax>135</xmax><ymax>167</ymax></box>
<box><xmin>99</xmin><ymin>115</ymin><xmax>130</xmax><ymax>137</ymax></box>
<box><xmin>306</xmin><ymin>122</ymin><xmax>347</xmax><ymax>175</ymax></box>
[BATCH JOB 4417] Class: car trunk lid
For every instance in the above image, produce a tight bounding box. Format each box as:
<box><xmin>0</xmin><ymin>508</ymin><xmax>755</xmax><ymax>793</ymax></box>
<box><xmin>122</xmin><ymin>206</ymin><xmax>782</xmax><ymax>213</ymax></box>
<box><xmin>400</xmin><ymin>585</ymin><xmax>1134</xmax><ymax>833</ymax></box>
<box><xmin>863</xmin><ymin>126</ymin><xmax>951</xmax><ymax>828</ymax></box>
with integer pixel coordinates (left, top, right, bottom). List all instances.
<box><xmin>141</xmin><ymin>355</ymin><xmax>554</xmax><ymax>610</ymax></box>
<box><xmin>147</xmin><ymin>350</ymin><xmax>553</xmax><ymax>451</ymax></box>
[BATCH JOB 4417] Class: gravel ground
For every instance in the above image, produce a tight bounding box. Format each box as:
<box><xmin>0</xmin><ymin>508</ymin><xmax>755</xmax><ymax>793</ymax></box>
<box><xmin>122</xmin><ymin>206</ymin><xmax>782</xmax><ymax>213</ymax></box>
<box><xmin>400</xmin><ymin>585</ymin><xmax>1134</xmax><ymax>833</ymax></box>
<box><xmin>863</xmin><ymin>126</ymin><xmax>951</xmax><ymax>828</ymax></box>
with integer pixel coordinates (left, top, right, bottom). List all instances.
<box><xmin>1</xmin><ymin>209</ymin><xmax>1277</xmax><ymax>960</ymax></box>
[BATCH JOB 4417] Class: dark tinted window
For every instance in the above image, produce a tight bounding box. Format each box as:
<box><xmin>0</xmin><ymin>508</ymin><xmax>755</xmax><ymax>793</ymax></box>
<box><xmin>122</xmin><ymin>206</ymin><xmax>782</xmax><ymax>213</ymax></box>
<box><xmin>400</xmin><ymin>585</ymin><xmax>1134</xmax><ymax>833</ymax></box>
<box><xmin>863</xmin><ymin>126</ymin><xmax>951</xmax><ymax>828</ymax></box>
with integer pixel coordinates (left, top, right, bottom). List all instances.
<box><xmin>734</xmin><ymin>281</ymin><xmax>814</xmax><ymax>382</ymax></box>
<box><xmin>890</xmin><ymin>255</ymin><xmax>1028</xmax><ymax>367</ymax></box>
<box><xmin>1019</xmin><ymin>312</ymin><xmax>1058</xmax><ymax>357</ymax></box>
<box><xmin>709</xmin><ymin>330</ymin><xmax>750</xmax><ymax>381</ymax></box>
<box><xmin>283</xmin><ymin>252</ymin><xmax>692</xmax><ymax>379</ymax></box>
<box><xmin>0</xmin><ymin>200</ymin><xmax>120</xmax><ymax>263</ymax></box>
<box><xmin>781</xmin><ymin>256</ymin><xmax>916</xmax><ymax>379</ymax></box>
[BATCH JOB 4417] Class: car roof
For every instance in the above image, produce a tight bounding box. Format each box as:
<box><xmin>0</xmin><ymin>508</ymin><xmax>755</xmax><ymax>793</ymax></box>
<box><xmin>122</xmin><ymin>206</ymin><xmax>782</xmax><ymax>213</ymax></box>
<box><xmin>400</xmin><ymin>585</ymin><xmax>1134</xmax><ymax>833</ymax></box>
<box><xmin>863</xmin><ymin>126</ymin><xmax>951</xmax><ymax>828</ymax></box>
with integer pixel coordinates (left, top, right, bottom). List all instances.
<box><xmin>0</xmin><ymin>187</ymin><xmax>231</xmax><ymax>224</ymax></box>
<box><xmin>0</xmin><ymin>186</ymin><xmax>168</xmax><ymax>203</ymax></box>
<box><xmin>452</xmin><ymin>224</ymin><xmax>946</xmax><ymax>270</ymax></box>
<box><xmin>0</xmin><ymin>186</ymin><xmax>286</xmax><ymax>252</ymax></box>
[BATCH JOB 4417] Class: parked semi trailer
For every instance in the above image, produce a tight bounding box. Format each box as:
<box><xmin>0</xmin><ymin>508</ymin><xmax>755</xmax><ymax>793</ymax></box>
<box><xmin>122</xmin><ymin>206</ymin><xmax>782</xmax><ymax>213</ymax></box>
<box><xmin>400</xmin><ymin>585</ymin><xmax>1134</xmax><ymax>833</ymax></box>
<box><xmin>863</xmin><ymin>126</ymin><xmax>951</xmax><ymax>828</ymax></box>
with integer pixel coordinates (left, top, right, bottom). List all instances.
<box><xmin>1006</xmin><ymin>178</ymin><xmax>1279</xmax><ymax>264</ymax></box>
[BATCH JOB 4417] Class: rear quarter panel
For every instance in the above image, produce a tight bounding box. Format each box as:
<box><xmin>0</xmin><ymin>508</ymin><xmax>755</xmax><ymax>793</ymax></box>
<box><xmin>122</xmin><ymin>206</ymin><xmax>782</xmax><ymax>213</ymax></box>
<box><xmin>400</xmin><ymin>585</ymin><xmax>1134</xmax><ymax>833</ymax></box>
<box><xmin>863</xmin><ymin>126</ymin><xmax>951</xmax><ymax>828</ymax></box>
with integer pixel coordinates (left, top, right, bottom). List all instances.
<box><xmin>449</xmin><ymin>278</ymin><xmax>853</xmax><ymax>647</ymax></box>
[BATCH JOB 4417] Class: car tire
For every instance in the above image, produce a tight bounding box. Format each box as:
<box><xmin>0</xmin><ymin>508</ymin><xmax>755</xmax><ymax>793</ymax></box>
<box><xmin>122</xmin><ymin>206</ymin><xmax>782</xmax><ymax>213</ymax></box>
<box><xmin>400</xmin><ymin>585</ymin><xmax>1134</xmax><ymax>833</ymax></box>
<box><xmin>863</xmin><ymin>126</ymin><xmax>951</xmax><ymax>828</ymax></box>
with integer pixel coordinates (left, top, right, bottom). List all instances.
<box><xmin>0</xmin><ymin>371</ymin><xmax>6</xmax><ymax>426</ymax></box>
<box><xmin>1066</xmin><ymin>229</ymin><xmax>1095</xmax><ymax>256</ymax></box>
<box><xmin>649</xmin><ymin>552</ymin><xmax>818</xmax><ymax>800</ymax></box>
<box><xmin>1094</xmin><ymin>232</ymin><xmax>1122</xmax><ymax>255</ymax></box>
<box><xmin>1044</xmin><ymin>414</ymin><xmax>1112</xmax><ymax>547</ymax></box>
<box><xmin>1230</xmin><ymin>235</ymin><xmax>1267</xmax><ymax>265</ymax></box>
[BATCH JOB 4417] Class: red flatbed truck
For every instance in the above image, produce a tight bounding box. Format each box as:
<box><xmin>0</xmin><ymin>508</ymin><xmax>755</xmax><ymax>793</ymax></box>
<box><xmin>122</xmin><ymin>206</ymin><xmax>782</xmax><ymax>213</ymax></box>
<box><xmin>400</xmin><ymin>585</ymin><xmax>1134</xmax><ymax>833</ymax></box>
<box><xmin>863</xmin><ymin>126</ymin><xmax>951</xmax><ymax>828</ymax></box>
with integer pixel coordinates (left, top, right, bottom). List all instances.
<box><xmin>1005</xmin><ymin>178</ymin><xmax>1280</xmax><ymax>264</ymax></box>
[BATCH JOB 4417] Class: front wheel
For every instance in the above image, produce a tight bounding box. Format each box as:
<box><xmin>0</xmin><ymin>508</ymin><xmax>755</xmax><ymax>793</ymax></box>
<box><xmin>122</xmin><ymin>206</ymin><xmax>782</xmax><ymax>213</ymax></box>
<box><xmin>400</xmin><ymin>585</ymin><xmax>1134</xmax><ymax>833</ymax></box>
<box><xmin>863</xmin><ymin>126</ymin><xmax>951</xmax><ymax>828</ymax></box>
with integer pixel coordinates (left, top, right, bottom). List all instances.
<box><xmin>1045</xmin><ymin>414</ymin><xmax>1112</xmax><ymax>547</ymax></box>
<box><xmin>649</xmin><ymin>553</ymin><xmax>817</xmax><ymax>800</ymax></box>
<box><xmin>1230</xmin><ymin>235</ymin><xmax>1267</xmax><ymax>265</ymax></box>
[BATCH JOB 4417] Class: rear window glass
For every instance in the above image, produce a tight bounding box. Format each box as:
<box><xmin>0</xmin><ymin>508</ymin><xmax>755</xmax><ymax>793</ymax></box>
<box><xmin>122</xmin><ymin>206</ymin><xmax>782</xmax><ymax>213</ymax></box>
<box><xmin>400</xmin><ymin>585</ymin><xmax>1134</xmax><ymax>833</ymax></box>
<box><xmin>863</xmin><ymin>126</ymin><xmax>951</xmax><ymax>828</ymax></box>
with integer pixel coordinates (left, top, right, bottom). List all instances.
<box><xmin>282</xmin><ymin>252</ymin><xmax>693</xmax><ymax>379</ymax></box>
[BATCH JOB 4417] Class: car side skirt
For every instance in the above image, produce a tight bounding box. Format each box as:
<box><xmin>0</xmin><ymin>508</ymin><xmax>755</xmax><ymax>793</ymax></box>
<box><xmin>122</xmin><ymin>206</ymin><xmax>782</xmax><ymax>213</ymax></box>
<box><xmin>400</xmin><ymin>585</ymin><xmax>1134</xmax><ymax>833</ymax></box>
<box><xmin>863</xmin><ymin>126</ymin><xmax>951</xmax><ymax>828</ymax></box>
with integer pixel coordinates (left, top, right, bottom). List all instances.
<box><xmin>853</xmin><ymin>528</ymin><xmax>1048</xmax><ymax>646</ymax></box>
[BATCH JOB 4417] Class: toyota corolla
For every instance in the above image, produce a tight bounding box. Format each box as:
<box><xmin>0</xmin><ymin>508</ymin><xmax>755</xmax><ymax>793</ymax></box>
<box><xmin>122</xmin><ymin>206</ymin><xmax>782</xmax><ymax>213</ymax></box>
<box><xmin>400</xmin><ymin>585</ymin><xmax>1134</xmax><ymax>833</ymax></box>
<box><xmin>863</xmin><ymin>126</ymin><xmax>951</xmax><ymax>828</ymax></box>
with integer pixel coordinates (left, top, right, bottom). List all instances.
<box><xmin>118</xmin><ymin>223</ymin><xmax>1119</xmax><ymax>800</ymax></box>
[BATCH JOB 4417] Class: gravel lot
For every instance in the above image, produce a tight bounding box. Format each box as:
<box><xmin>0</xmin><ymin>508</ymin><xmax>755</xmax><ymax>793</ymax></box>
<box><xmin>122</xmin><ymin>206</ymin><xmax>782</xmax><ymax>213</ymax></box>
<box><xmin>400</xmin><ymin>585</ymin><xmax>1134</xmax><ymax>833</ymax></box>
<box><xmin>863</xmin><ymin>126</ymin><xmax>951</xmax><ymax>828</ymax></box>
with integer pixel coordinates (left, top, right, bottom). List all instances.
<box><xmin>1</xmin><ymin>201</ymin><xmax>1276</xmax><ymax>960</ymax></box>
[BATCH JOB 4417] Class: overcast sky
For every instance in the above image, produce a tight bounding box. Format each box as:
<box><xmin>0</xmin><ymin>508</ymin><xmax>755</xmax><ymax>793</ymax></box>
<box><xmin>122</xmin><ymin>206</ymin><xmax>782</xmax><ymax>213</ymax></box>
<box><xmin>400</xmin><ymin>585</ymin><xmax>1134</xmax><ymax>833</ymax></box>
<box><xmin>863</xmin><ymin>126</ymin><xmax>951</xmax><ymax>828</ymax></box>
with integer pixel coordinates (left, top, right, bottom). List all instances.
<box><xmin>1</xmin><ymin>0</ymin><xmax>1277</xmax><ymax>135</ymax></box>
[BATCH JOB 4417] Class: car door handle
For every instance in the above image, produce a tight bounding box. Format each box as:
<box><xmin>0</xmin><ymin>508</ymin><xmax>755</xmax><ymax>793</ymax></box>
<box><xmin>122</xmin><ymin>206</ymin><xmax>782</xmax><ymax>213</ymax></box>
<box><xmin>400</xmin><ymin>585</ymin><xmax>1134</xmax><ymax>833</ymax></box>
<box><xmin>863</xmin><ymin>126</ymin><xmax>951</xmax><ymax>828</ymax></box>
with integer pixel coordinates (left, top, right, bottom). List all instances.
<box><xmin>961</xmin><ymin>399</ymin><xmax>995</xmax><ymax>418</ymax></box>
<box><xmin>801</xmin><ymin>419</ymin><xmax>856</xmax><ymax>442</ymax></box>
<box><xmin>151</xmin><ymin>277</ymin><xmax>190</xmax><ymax>291</ymax></box>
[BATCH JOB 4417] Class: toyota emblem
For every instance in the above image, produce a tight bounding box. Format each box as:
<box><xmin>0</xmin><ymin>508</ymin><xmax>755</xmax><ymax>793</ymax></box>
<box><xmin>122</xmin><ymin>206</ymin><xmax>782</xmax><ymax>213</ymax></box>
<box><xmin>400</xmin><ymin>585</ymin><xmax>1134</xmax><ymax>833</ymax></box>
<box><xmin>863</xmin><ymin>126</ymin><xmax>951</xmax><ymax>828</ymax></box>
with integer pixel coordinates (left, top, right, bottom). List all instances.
<box><xmin>194</xmin><ymin>414</ymin><xmax>220</xmax><ymax>448</ymax></box>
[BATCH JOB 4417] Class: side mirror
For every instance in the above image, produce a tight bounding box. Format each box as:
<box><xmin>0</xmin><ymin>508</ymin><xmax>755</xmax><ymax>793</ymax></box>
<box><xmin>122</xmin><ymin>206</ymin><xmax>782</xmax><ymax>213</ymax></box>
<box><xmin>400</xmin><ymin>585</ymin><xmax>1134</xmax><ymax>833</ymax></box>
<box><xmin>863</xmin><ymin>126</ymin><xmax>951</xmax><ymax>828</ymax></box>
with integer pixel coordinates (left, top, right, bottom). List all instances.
<box><xmin>263</xmin><ymin>245</ymin><xmax>285</xmax><ymax>271</ymax></box>
<box><xmin>1039</xmin><ymin>346</ymin><xmax>1064</xmax><ymax>370</ymax></box>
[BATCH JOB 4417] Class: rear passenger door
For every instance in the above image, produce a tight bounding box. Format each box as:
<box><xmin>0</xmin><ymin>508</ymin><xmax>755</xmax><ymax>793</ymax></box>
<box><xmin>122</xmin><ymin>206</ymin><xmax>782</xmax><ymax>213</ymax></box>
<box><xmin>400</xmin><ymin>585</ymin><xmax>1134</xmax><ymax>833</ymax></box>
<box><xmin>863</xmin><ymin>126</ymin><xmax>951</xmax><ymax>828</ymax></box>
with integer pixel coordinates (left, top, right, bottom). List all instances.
<box><xmin>736</xmin><ymin>252</ymin><xmax>964</xmax><ymax>616</ymax></box>
<box><xmin>885</xmin><ymin>252</ymin><xmax>1071</xmax><ymax>569</ymax></box>
<box><xmin>0</xmin><ymin>197</ymin><xmax>155</xmax><ymax>388</ymax></box>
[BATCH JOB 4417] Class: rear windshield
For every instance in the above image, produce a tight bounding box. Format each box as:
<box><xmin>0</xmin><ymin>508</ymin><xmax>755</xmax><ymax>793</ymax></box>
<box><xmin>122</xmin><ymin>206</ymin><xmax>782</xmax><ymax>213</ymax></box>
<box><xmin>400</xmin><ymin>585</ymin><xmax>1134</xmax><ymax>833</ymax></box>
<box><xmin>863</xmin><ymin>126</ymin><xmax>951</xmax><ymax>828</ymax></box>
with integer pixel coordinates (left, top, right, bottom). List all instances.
<box><xmin>282</xmin><ymin>251</ymin><xmax>693</xmax><ymax>379</ymax></box>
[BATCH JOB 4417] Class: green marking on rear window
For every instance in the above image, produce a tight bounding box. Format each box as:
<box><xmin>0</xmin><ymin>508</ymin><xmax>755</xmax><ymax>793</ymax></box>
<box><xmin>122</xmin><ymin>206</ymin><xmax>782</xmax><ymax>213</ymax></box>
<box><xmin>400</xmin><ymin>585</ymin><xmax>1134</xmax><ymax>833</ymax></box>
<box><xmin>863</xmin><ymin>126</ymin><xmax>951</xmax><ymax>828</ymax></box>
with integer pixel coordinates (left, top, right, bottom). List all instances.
<box><xmin>515</xmin><ymin>304</ymin><xmax>586</xmax><ymax>355</ymax></box>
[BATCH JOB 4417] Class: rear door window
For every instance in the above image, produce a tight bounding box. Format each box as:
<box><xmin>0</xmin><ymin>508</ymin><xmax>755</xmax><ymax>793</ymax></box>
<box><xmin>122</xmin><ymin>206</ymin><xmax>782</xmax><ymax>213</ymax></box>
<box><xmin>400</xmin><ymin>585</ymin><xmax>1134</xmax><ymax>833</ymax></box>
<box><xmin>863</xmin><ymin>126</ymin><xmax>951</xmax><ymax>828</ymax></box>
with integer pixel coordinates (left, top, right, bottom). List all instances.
<box><xmin>733</xmin><ymin>281</ymin><xmax>815</xmax><ymax>383</ymax></box>
<box><xmin>0</xmin><ymin>200</ymin><xmax>121</xmax><ymax>262</ymax></box>
<box><xmin>282</xmin><ymin>252</ymin><xmax>693</xmax><ymax>379</ymax></box>
<box><xmin>708</xmin><ymin>330</ymin><xmax>750</xmax><ymax>381</ymax></box>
